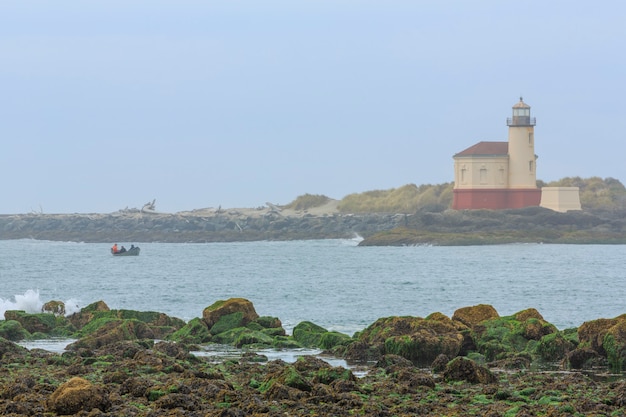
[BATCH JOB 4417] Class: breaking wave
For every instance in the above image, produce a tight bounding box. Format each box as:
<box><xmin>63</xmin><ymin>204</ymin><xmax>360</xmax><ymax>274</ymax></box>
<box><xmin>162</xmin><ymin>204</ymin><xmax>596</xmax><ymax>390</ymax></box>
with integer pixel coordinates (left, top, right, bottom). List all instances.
<box><xmin>0</xmin><ymin>289</ymin><xmax>81</xmax><ymax>319</ymax></box>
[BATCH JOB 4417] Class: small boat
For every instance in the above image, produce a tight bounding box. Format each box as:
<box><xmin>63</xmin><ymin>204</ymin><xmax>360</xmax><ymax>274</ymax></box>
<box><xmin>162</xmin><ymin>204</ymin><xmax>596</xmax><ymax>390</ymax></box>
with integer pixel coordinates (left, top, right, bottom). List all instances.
<box><xmin>111</xmin><ymin>246</ymin><xmax>140</xmax><ymax>256</ymax></box>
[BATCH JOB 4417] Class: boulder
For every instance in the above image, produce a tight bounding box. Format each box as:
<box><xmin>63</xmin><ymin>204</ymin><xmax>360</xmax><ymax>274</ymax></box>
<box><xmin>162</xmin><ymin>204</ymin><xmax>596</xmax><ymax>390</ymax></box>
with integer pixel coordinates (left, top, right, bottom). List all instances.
<box><xmin>292</xmin><ymin>321</ymin><xmax>352</xmax><ymax>349</ymax></box>
<box><xmin>470</xmin><ymin>308</ymin><xmax>557</xmax><ymax>361</ymax></box>
<box><xmin>46</xmin><ymin>377</ymin><xmax>110</xmax><ymax>414</ymax></box>
<box><xmin>42</xmin><ymin>300</ymin><xmax>66</xmax><ymax>316</ymax></box>
<box><xmin>4</xmin><ymin>310</ymin><xmax>57</xmax><ymax>334</ymax></box>
<box><xmin>0</xmin><ymin>320</ymin><xmax>30</xmax><ymax>341</ymax></box>
<box><xmin>0</xmin><ymin>337</ymin><xmax>29</xmax><ymax>360</ymax></box>
<box><xmin>578</xmin><ymin>316</ymin><xmax>625</xmax><ymax>356</ymax></box>
<box><xmin>168</xmin><ymin>317</ymin><xmax>212</xmax><ymax>344</ymax></box>
<box><xmin>260</xmin><ymin>363</ymin><xmax>313</xmax><ymax>398</ymax></box>
<box><xmin>443</xmin><ymin>357</ymin><xmax>497</xmax><ymax>384</ymax></box>
<box><xmin>202</xmin><ymin>298</ymin><xmax>259</xmax><ymax>330</ymax></box>
<box><xmin>602</xmin><ymin>319</ymin><xmax>626</xmax><ymax>371</ymax></box>
<box><xmin>514</xmin><ymin>308</ymin><xmax>557</xmax><ymax>340</ymax></box>
<box><xmin>563</xmin><ymin>347</ymin><xmax>605</xmax><ymax>369</ymax></box>
<box><xmin>68</xmin><ymin>300</ymin><xmax>110</xmax><ymax>330</ymax></box>
<box><xmin>452</xmin><ymin>304</ymin><xmax>500</xmax><ymax>327</ymax></box>
<box><xmin>67</xmin><ymin>319</ymin><xmax>155</xmax><ymax>350</ymax></box>
<box><xmin>535</xmin><ymin>331</ymin><xmax>577</xmax><ymax>362</ymax></box>
<box><xmin>347</xmin><ymin>315</ymin><xmax>463</xmax><ymax>365</ymax></box>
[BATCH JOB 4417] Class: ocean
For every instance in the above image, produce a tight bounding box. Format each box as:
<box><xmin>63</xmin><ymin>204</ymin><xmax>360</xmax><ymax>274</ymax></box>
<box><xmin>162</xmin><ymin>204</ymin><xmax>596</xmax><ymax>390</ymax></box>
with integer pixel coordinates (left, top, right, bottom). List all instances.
<box><xmin>2</xmin><ymin>238</ymin><xmax>626</xmax><ymax>337</ymax></box>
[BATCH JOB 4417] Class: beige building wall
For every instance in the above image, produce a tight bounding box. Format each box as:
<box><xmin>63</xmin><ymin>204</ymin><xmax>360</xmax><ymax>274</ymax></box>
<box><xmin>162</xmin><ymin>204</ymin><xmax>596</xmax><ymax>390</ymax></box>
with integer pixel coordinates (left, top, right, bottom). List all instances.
<box><xmin>540</xmin><ymin>187</ymin><xmax>582</xmax><ymax>212</ymax></box>
<box><xmin>508</xmin><ymin>125</ymin><xmax>537</xmax><ymax>189</ymax></box>
<box><xmin>454</xmin><ymin>156</ymin><xmax>509</xmax><ymax>189</ymax></box>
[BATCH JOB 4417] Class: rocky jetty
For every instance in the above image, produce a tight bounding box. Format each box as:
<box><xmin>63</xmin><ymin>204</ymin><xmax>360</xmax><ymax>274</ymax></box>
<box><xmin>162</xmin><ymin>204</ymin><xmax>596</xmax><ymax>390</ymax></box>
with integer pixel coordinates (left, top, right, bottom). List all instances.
<box><xmin>4</xmin><ymin>204</ymin><xmax>626</xmax><ymax>245</ymax></box>
<box><xmin>3</xmin><ymin>298</ymin><xmax>626</xmax><ymax>414</ymax></box>
<box><xmin>0</xmin><ymin>208</ymin><xmax>402</xmax><ymax>242</ymax></box>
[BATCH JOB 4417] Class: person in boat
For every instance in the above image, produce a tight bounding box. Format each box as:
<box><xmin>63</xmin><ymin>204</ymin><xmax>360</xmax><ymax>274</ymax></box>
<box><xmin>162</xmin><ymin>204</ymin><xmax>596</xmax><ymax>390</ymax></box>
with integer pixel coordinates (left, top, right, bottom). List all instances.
<box><xmin>111</xmin><ymin>243</ymin><xmax>118</xmax><ymax>254</ymax></box>
<box><xmin>130</xmin><ymin>244</ymin><xmax>135</xmax><ymax>250</ymax></box>
<box><xmin>120</xmin><ymin>246</ymin><xmax>127</xmax><ymax>253</ymax></box>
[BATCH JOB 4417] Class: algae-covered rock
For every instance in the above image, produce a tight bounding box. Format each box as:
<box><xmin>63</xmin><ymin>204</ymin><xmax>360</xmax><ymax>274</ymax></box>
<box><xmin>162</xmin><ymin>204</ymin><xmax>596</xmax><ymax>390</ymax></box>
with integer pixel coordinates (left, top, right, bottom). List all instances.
<box><xmin>260</xmin><ymin>363</ymin><xmax>313</xmax><ymax>393</ymax></box>
<box><xmin>292</xmin><ymin>321</ymin><xmax>351</xmax><ymax>349</ymax></box>
<box><xmin>68</xmin><ymin>319</ymin><xmax>155</xmax><ymax>350</ymax></box>
<box><xmin>443</xmin><ymin>356</ymin><xmax>496</xmax><ymax>384</ymax></box>
<box><xmin>210</xmin><ymin>312</ymin><xmax>245</xmax><ymax>335</ymax></box>
<box><xmin>4</xmin><ymin>310</ymin><xmax>57</xmax><ymax>334</ymax></box>
<box><xmin>535</xmin><ymin>331</ymin><xmax>577</xmax><ymax>362</ymax></box>
<box><xmin>68</xmin><ymin>300</ymin><xmax>110</xmax><ymax>330</ymax></box>
<box><xmin>168</xmin><ymin>317</ymin><xmax>212</xmax><ymax>344</ymax></box>
<box><xmin>471</xmin><ymin>308</ymin><xmax>558</xmax><ymax>361</ymax></box>
<box><xmin>46</xmin><ymin>377</ymin><xmax>110</xmax><ymax>414</ymax></box>
<box><xmin>578</xmin><ymin>316</ymin><xmax>624</xmax><ymax>356</ymax></box>
<box><xmin>202</xmin><ymin>298</ymin><xmax>259</xmax><ymax>329</ymax></box>
<box><xmin>0</xmin><ymin>320</ymin><xmax>31</xmax><ymax>341</ymax></box>
<box><xmin>563</xmin><ymin>347</ymin><xmax>605</xmax><ymax>369</ymax></box>
<box><xmin>0</xmin><ymin>336</ymin><xmax>29</xmax><ymax>359</ymax></box>
<box><xmin>576</xmin><ymin>314</ymin><xmax>626</xmax><ymax>370</ymax></box>
<box><xmin>602</xmin><ymin>319</ymin><xmax>626</xmax><ymax>371</ymax></box>
<box><xmin>3</xmin><ymin>310</ymin><xmax>76</xmax><ymax>339</ymax></box>
<box><xmin>347</xmin><ymin>315</ymin><xmax>463</xmax><ymax>365</ymax></box>
<box><xmin>452</xmin><ymin>304</ymin><xmax>500</xmax><ymax>327</ymax></box>
<box><xmin>293</xmin><ymin>321</ymin><xmax>327</xmax><ymax>347</ymax></box>
<box><xmin>42</xmin><ymin>300</ymin><xmax>66</xmax><ymax>316</ymax></box>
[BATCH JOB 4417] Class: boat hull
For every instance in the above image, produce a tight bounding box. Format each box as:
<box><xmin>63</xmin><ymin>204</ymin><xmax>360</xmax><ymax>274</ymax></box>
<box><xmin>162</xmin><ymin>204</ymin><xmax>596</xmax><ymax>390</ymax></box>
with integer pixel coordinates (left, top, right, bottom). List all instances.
<box><xmin>111</xmin><ymin>247</ymin><xmax>140</xmax><ymax>256</ymax></box>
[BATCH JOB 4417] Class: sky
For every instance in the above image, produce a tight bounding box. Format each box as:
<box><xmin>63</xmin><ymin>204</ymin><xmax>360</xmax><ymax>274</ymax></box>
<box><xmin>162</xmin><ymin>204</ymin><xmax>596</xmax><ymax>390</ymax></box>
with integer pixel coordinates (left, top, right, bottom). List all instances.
<box><xmin>1</xmin><ymin>1</ymin><xmax>625</xmax><ymax>214</ymax></box>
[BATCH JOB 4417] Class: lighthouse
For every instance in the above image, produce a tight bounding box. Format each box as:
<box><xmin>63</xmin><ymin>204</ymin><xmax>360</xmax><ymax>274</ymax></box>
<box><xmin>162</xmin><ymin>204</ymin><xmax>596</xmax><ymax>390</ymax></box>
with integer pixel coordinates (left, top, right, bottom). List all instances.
<box><xmin>507</xmin><ymin>98</ymin><xmax>538</xmax><ymax>189</ymax></box>
<box><xmin>451</xmin><ymin>98</ymin><xmax>542</xmax><ymax>210</ymax></box>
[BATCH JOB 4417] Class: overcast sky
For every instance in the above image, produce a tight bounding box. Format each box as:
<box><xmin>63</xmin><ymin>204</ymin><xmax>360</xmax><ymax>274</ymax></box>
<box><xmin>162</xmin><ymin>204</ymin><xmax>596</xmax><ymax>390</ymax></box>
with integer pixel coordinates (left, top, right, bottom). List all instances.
<box><xmin>1</xmin><ymin>1</ymin><xmax>625</xmax><ymax>214</ymax></box>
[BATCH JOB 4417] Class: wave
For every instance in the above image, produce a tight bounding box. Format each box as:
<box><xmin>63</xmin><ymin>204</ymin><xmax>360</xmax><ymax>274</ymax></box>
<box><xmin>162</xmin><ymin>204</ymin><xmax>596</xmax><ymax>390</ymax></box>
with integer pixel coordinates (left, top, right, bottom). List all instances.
<box><xmin>0</xmin><ymin>289</ymin><xmax>81</xmax><ymax>319</ymax></box>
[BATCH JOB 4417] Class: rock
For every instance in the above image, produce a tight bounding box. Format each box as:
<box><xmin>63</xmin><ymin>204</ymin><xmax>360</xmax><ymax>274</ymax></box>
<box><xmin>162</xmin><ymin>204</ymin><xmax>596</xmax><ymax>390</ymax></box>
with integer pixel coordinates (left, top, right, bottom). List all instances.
<box><xmin>46</xmin><ymin>377</ymin><xmax>110</xmax><ymax>414</ymax></box>
<box><xmin>68</xmin><ymin>300</ymin><xmax>110</xmax><ymax>330</ymax></box>
<box><xmin>0</xmin><ymin>320</ymin><xmax>30</xmax><ymax>341</ymax></box>
<box><xmin>535</xmin><ymin>332</ymin><xmax>577</xmax><ymax>362</ymax></box>
<box><xmin>443</xmin><ymin>357</ymin><xmax>496</xmax><ymax>384</ymax></box>
<box><xmin>154</xmin><ymin>340</ymin><xmax>190</xmax><ymax>360</ymax></box>
<box><xmin>348</xmin><ymin>315</ymin><xmax>464</xmax><ymax>365</ymax></box>
<box><xmin>514</xmin><ymin>308</ymin><xmax>557</xmax><ymax>340</ymax></box>
<box><xmin>578</xmin><ymin>316</ymin><xmax>625</xmax><ymax>357</ymax></box>
<box><xmin>576</xmin><ymin>314</ymin><xmax>626</xmax><ymax>370</ymax></box>
<box><xmin>452</xmin><ymin>304</ymin><xmax>500</xmax><ymax>327</ymax></box>
<box><xmin>292</xmin><ymin>321</ymin><xmax>351</xmax><ymax>349</ymax></box>
<box><xmin>4</xmin><ymin>310</ymin><xmax>56</xmax><ymax>334</ymax></box>
<box><xmin>602</xmin><ymin>319</ymin><xmax>626</xmax><ymax>371</ymax></box>
<box><xmin>431</xmin><ymin>353</ymin><xmax>451</xmax><ymax>373</ymax></box>
<box><xmin>375</xmin><ymin>354</ymin><xmax>415</xmax><ymax>372</ymax></box>
<box><xmin>261</xmin><ymin>363</ymin><xmax>313</xmax><ymax>394</ymax></box>
<box><xmin>42</xmin><ymin>300</ymin><xmax>65</xmax><ymax>316</ymax></box>
<box><xmin>470</xmin><ymin>308</ymin><xmax>557</xmax><ymax>362</ymax></box>
<box><xmin>67</xmin><ymin>319</ymin><xmax>155</xmax><ymax>350</ymax></box>
<box><xmin>563</xmin><ymin>347</ymin><xmax>605</xmax><ymax>369</ymax></box>
<box><xmin>202</xmin><ymin>298</ymin><xmax>259</xmax><ymax>330</ymax></box>
<box><xmin>0</xmin><ymin>337</ymin><xmax>28</xmax><ymax>359</ymax></box>
<box><xmin>393</xmin><ymin>368</ymin><xmax>436</xmax><ymax>392</ymax></box>
<box><xmin>168</xmin><ymin>317</ymin><xmax>212</xmax><ymax>344</ymax></box>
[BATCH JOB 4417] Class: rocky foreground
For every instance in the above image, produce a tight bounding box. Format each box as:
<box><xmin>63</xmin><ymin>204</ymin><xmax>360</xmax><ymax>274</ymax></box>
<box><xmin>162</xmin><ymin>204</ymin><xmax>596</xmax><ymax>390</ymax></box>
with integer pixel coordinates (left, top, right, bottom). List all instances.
<box><xmin>3</xmin><ymin>298</ymin><xmax>626</xmax><ymax>415</ymax></box>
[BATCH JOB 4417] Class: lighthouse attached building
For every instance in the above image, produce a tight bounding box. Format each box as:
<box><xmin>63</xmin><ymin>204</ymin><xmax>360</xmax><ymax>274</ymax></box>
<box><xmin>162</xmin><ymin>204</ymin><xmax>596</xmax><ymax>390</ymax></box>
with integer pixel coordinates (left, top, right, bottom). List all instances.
<box><xmin>452</xmin><ymin>98</ymin><xmax>581</xmax><ymax>212</ymax></box>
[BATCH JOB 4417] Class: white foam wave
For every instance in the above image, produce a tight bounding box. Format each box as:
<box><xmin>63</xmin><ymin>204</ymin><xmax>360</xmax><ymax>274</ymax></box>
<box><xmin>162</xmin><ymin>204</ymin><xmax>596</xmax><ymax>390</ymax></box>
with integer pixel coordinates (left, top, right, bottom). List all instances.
<box><xmin>0</xmin><ymin>290</ymin><xmax>81</xmax><ymax>319</ymax></box>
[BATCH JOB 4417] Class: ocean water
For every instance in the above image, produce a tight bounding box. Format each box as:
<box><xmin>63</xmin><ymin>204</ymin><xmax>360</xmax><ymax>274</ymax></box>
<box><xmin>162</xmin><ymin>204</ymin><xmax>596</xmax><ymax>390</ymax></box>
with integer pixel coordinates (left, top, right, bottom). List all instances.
<box><xmin>2</xmin><ymin>238</ymin><xmax>626</xmax><ymax>337</ymax></box>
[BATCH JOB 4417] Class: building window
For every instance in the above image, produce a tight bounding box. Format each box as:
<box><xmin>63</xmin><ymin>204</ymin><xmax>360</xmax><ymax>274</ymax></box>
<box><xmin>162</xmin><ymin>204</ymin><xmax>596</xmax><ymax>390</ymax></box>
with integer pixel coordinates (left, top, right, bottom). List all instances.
<box><xmin>480</xmin><ymin>166</ymin><xmax>487</xmax><ymax>184</ymax></box>
<box><xmin>460</xmin><ymin>166</ymin><xmax>466</xmax><ymax>184</ymax></box>
<box><xmin>529</xmin><ymin>133</ymin><xmax>534</xmax><ymax>145</ymax></box>
<box><xmin>529</xmin><ymin>161</ymin><xmax>534</xmax><ymax>172</ymax></box>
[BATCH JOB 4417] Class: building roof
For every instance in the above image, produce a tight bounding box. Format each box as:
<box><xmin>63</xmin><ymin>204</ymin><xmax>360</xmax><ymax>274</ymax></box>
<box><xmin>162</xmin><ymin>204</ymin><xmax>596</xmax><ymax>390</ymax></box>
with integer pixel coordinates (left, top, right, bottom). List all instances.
<box><xmin>454</xmin><ymin>141</ymin><xmax>508</xmax><ymax>157</ymax></box>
